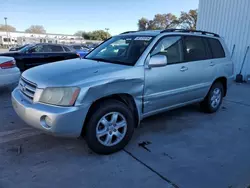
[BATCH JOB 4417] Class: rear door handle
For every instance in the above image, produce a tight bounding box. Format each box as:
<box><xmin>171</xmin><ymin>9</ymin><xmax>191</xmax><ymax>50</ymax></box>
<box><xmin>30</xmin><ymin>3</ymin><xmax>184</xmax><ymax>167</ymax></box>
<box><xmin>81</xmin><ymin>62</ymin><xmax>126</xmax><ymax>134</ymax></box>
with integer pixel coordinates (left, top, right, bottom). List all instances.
<box><xmin>180</xmin><ymin>66</ymin><xmax>188</xmax><ymax>72</ymax></box>
<box><xmin>210</xmin><ymin>62</ymin><xmax>215</xmax><ymax>66</ymax></box>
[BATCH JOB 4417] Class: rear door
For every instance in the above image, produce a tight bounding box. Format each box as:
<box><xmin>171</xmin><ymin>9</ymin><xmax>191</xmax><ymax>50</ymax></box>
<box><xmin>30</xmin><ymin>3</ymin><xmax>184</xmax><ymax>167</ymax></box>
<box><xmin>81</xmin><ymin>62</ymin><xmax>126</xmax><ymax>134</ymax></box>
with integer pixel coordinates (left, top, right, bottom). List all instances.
<box><xmin>206</xmin><ymin>38</ymin><xmax>230</xmax><ymax>77</ymax></box>
<box><xmin>181</xmin><ymin>36</ymin><xmax>215</xmax><ymax>100</ymax></box>
<box><xmin>45</xmin><ymin>44</ymin><xmax>66</xmax><ymax>63</ymax></box>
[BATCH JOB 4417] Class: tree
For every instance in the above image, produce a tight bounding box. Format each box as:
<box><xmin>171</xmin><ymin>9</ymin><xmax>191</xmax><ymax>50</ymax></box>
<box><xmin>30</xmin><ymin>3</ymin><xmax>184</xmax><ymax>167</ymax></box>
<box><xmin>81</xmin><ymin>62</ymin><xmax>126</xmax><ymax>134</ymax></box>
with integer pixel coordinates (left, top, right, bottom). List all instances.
<box><xmin>0</xmin><ymin>24</ymin><xmax>16</xmax><ymax>32</ymax></box>
<box><xmin>73</xmin><ymin>30</ymin><xmax>111</xmax><ymax>40</ymax></box>
<box><xmin>82</xmin><ymin>31</ymin><xmax>91</xmax><ymax>40</ymax></box>
<box><xmin>89</xmin><ymin>30</ymin><xmax>111</xmax><ymax>40</ymax></box>
<box><xmin>153</xmin><ymin>13</ymin><xmax>178</xmax><ymax>29</ymax></box>
<box><xmin>137</xmin><ymin>13</ymin><xmax>178</xmax><ymax>31</ymax></box>
<box><xmin>138</xmin><ymin>17</ymin><xmax>149</xmax><ymax>31</ymax></box>
<box><xmin>74</xmin><ymin>30</ymin><xmax>84</xmax><ymax>37</ymax></box>
<box><xmin>25</xmin><ymin>25</ymin><xmax>46</xmax><ymax>34</ymax></box>
<box><xmin>178</xmin><ymin>9</ymin><xmax>198</xmax><ymax>30</ymax></box>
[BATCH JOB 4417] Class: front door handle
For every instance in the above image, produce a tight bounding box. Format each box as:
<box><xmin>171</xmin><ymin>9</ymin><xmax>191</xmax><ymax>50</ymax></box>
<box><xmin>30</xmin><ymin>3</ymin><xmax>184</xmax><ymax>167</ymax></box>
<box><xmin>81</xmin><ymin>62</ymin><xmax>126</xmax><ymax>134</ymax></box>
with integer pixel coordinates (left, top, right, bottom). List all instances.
<box><xmin>210</xmin><ymin>62</ymin><xmax>215</xmax><ymax>66</ymax></box>
<box><xmin>180</xmin><ymin>66</ymin><xmax>188</xmax><ymax>72</ymax></box>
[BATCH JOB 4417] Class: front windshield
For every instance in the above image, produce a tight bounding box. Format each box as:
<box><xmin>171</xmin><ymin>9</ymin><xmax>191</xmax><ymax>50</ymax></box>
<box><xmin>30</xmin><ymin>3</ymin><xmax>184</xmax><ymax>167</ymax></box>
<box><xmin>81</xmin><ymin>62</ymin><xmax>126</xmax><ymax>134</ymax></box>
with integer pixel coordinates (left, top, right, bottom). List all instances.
<box><xmin>19</xmin><ymin>44</ymin><xmax>35</xmax><ymax>53</ymax></box>
<box><xmin>85</xmin><ymin>35</ymin><xmax>154</xmax><ymax>66</ymax></box>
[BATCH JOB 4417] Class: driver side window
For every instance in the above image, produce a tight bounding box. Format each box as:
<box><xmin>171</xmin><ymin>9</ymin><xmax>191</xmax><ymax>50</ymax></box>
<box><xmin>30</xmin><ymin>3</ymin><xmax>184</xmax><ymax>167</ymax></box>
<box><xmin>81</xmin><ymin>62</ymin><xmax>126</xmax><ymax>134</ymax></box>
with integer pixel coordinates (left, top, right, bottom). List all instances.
<box><xmin>30</xmin><ymin>45</ymin><xmax>45</xmax><ymax>53</ymax></box>
<box><xmin>151</xmin><ymin>36</ymin><xmax>183</xmax><ymax>64</ymax></box>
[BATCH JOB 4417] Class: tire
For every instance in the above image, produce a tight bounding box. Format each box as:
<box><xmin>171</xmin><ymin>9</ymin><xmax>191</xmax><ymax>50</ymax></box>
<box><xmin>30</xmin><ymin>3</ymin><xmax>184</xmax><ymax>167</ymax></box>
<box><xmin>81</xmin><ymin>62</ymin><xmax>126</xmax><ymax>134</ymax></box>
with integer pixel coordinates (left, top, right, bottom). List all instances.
<box><xmin>85</xmin><ymin>99</ymin><xmax>135</xmax><ymax>154</ymax></box>
<box><xmin>200</xmin><ymin>82</ymin><xmax>224</xmax><ymax>113</ymax></box>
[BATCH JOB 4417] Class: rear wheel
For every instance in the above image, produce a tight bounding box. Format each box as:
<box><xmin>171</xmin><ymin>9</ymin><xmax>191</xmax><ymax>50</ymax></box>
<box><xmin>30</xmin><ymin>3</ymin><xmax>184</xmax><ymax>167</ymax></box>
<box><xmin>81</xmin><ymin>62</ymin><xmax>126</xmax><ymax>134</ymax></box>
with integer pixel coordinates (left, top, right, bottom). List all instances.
<box><xmin>85</xmin><ymin>100</ymin><xmax>135</xmax><ymax>154</ymax></box>
<box><xmin>200</xmin><ymin>82</ymin><xmax>224</xmax><ymax>113</ymax></box>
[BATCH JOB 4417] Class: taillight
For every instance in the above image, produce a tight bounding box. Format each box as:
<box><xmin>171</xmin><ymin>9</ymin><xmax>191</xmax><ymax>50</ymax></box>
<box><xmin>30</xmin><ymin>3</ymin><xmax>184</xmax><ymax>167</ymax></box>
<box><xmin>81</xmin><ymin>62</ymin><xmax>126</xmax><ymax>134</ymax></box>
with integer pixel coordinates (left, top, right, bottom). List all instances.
<box><xmin>0</xmin><ymin>60</ymin><xmax>16</xmax><ymax>69</ymax></box>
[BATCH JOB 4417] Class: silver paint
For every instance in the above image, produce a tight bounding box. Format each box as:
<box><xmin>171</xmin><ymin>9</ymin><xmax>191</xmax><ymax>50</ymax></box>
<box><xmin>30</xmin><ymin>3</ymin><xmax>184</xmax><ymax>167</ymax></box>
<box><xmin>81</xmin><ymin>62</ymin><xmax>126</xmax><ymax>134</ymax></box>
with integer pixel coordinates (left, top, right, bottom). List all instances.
<box><xmin>12</xmin><ymin>30</ymin><xmax>234</xmax><ymax>137</ymax></box>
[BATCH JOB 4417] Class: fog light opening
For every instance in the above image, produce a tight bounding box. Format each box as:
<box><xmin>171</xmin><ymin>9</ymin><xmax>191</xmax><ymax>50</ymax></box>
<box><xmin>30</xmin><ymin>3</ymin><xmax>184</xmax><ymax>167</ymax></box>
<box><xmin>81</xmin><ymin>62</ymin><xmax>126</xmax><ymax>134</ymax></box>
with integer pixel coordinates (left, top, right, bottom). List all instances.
<box><xmin>40</xmin><ymin>115</ymin><xmax>52</xmax><ymax>129</ymax></box>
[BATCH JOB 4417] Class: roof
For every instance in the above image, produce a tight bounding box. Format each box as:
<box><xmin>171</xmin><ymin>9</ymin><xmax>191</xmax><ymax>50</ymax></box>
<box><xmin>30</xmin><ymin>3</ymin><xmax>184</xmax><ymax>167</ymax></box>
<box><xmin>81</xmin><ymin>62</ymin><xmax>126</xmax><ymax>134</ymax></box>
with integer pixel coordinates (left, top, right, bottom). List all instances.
<box><xmin>120</xmin><ymin>30</ymin><xmax>162</xmax><ymax>36</ymax></box>
<box><xmin>120</xmin><ymin>29</ymin><xmax>220</xmax><ymax>38</ymax></box>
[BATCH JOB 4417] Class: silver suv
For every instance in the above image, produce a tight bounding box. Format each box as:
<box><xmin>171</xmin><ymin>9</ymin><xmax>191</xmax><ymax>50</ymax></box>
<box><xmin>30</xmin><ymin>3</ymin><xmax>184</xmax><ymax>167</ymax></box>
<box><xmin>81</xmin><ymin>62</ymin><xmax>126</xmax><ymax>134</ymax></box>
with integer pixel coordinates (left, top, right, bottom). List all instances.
<box><xmin>12</xmin><ymin>29</ymin><xmax>234</xmax><ymax>154</ymax></box>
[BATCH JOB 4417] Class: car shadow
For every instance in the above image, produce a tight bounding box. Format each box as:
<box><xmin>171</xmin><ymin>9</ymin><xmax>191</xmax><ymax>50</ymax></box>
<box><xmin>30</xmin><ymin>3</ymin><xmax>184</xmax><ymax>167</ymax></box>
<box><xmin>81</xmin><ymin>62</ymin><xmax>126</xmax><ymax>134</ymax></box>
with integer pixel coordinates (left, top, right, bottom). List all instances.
<box><xmin>135</xmin><ymin>103</ymin><xmax>203</xmax><ymax>137</ymax></box>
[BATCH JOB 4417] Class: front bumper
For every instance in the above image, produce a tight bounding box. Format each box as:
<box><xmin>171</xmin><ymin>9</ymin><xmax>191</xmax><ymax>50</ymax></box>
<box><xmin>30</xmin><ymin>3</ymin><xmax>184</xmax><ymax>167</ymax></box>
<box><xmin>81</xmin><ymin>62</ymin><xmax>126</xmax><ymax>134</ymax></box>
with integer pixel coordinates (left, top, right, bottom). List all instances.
<box><xmin>11</xmin><ymin>88</ymin><xmax>89</xmax><ymax>138</ymax></box>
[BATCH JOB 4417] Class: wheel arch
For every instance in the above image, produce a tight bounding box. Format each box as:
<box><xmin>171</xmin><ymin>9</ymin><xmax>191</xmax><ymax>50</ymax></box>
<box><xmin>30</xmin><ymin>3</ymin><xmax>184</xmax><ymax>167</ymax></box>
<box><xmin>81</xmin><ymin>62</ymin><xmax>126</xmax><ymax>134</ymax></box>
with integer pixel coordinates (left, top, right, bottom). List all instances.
<box><xmin>212</xmin><ymin>77</ymin><xmax>227</xmax><ymax>97</ymax></box>
<box><xmin>81</xmin><ymin>93</ymin><xmax>140</xmax><ymax>136</ymax></box>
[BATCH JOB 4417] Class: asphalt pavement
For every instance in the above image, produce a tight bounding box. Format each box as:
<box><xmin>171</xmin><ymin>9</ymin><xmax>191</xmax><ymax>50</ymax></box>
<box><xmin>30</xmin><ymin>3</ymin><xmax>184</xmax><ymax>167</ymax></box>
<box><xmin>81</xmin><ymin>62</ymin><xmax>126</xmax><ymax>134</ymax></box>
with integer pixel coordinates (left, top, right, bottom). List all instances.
<box><xmin>0</xmin><ymin>83</ymin><xmax>250</xmax><ymax>188</ymax></box>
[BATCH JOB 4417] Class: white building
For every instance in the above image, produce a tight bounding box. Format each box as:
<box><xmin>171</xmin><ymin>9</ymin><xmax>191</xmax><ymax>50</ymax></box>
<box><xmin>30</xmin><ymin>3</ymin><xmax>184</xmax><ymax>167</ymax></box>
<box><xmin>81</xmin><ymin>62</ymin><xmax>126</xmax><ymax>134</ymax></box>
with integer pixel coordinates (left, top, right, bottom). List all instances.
<box><xmin>0</xmin><ymin>31</ymin><xmax>101</xmax><ymax>47</ymax></box>
<box><xmin>197</xmin><ymin>0</ymin><xmax>250</xmax><ymax>80</ymax></box>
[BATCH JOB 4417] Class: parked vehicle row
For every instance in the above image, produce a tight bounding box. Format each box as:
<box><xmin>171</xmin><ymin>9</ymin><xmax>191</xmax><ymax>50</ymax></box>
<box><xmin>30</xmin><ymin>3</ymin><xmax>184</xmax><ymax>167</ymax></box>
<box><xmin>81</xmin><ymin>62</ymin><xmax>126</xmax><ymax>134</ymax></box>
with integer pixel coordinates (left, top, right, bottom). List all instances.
<box><xmin>70</xmin><ymin>44</ymin><xmax>90</xmax><ymax>58</ymax></box>
<box><xmin>0</xmin><ymin>43</ymin><xmax>96</xmax><ymax>86</ymax></box>
<box><xmin>11</xmin><ymin>29</ymin><xmax>234</xmax><ymax>154</ymax></box>
<box><xmin>0</xmin><ymin>56</ymin><xmax>20</xmax><ymax>87</ymax></box>
<box><xmin>0</xmin><ymin>43</ymin><xmax>79</xmax><ymax>71</ymax></box>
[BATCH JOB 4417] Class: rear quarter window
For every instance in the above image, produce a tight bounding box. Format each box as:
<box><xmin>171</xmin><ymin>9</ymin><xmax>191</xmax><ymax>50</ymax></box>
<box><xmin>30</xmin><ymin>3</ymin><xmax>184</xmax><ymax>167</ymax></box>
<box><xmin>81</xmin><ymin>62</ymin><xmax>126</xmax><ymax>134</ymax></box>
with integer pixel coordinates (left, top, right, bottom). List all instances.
<box><xmin>207</xmin><ymin>38</ymin><xmax>225</xmax><ymax>58</ymax></box>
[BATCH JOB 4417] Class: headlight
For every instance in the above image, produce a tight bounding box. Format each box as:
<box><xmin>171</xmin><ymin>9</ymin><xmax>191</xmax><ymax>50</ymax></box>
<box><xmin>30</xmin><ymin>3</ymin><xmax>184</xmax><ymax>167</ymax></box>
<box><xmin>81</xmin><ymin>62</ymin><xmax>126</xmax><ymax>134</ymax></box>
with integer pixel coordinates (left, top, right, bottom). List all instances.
<box><xmin>39</xmin><ymin>87</ymin><xmax>80</xmax><ymax>106</ymax></box>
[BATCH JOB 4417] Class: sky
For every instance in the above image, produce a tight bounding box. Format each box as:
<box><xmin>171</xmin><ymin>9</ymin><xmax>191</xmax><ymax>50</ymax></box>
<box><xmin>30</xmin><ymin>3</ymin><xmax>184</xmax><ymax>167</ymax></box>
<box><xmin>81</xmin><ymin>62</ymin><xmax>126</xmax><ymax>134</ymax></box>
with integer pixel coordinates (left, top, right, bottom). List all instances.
<box><xmin>1</xmin><ymin>0</ymin><xmax>199</xmax><ymax>35</ymax></box>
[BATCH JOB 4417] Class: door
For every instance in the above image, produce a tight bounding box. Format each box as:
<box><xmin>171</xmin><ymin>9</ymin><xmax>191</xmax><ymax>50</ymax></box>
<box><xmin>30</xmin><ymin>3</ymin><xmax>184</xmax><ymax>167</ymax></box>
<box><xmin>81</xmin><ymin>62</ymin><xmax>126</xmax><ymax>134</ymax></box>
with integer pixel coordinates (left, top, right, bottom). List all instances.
<box><xmin>182</xmin><ymin>36</ymin><xmax>215</xmax><ymax>99</ymax></box>
<box><xmin>144</xmin><ymin>36</ymin><xmax>189</xmax><ymax>113</ymax></box>
<box><xmin>21</xmin><ymin>44</ymin><xmax>46</xmax><ymax>69</ymax></box>
<box><xmin>43</xmin><ymin>44</ymin><xmax>66</xmax><ymax>63</ymax></box>
<box><xmin>144</xmin><ymin>35</ymin><xmax>213</xmax><ymax>114</ymax></box>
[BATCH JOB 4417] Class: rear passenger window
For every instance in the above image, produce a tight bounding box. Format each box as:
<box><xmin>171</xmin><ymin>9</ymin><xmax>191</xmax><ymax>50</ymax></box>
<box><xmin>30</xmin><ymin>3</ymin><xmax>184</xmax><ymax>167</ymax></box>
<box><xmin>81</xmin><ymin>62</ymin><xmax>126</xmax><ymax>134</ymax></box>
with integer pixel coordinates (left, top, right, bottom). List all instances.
<box><xmin>183</xmin><ymin>36</ymin><xmax>209</xmax><ymax>62</ymax></box>
<box><xmin>49</xmin><ymin>45</ymin><xmax>64</xmax><ymax>52</ymax></box>
<box><xmin>63</xmin><ymin>46</ymin><xmax>71</xmax><ymax>52</ymax></box>
<box><xmin>207</xmin><ymin>38</ymin><xmax>225</xmax><ymax>58</ymax></box>
<box><xmin>151</xmin><ymin>36</ymin><xmax>183</xmax><ymax>64</ymax></box>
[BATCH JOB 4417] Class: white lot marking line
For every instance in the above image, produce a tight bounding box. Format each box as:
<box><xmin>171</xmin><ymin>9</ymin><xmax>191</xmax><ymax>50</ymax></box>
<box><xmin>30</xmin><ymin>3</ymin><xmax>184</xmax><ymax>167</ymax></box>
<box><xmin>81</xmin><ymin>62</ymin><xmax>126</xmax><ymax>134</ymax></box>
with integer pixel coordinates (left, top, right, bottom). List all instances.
<box><xmin>0</xmin><ymin>127</ymin><xmax>33</xmax><ymax>137</ymax></box>
<box><xmin>0</xmin><ymin>128</ymin><xmax>42</xmax><ymax>144</ymax></box>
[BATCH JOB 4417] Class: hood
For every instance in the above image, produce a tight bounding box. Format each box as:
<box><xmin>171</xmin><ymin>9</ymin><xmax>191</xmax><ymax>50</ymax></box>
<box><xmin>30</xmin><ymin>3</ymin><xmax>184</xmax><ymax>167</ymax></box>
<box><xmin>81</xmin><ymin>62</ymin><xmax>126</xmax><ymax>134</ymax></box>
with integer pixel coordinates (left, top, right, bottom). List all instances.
<box><xmin>22</xmin><ymin>58</ymin><xmax>130</xmax><ymax>88</ymax></box>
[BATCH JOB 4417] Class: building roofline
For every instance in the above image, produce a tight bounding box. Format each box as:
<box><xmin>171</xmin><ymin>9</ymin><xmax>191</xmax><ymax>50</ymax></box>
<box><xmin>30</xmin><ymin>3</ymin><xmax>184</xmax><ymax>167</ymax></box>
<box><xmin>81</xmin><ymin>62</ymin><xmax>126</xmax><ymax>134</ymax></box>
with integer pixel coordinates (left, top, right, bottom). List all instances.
<box><xmin>0</xmin><ymin>30</ymin><xmax>79</xmax><ymax>37</ymax></box>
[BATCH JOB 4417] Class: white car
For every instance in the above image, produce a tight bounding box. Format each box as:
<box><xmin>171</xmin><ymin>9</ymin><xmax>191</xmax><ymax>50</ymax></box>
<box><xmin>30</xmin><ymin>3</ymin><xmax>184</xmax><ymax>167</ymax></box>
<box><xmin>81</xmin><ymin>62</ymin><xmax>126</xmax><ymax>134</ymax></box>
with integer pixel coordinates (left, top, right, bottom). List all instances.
<box><xmin>0</xmin><ymin>56</ymin><xmax>20</xmax><ymax>87</ymax></box>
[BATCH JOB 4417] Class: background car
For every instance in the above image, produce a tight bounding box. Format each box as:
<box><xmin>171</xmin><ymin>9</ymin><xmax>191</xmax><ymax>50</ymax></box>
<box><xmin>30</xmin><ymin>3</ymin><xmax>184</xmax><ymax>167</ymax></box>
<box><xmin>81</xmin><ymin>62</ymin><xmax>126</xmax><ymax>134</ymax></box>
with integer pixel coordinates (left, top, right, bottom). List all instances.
<box><xmin>86</xmin><ymin>43</ymin><xmax>99</xmax><ymax>51</ymax></box>
<box><xmin>70</xmin><ymin>44</ymin><xmax>90</xmax><ymax>58</ymax></box>
<box><xmin>0</xmin><ymin>43</ymin><xmax>79</xmax><ymax>71</ymax></box>
<box><xmin>0</xmin><ymin>56</ymin><xmax>20</xmax><ymax>87</ymax></box>
<box><xmin>9</xmin><ymin>44</ymin><xmax>30</xmax><ymax>52</ymax></box>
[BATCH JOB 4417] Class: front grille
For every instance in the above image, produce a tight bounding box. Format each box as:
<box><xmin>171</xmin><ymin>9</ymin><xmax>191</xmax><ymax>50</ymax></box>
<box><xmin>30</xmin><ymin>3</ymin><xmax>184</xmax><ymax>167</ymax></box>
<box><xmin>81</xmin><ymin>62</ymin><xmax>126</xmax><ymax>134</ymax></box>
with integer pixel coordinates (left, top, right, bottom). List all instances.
<box><xmin>19</xmin><ymin>77</ymin><xmax>37</xmax><ymax>101</ymax></box>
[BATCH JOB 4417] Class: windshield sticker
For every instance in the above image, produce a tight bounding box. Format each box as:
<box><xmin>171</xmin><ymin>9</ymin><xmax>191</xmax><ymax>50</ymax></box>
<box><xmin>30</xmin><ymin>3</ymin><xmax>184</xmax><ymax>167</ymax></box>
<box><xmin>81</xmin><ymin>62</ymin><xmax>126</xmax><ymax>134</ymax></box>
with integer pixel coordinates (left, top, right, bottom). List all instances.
<box><xmin>134</xmin><ymin>37</ymin><xmax>152</xmax><ymax>41</ymax></box>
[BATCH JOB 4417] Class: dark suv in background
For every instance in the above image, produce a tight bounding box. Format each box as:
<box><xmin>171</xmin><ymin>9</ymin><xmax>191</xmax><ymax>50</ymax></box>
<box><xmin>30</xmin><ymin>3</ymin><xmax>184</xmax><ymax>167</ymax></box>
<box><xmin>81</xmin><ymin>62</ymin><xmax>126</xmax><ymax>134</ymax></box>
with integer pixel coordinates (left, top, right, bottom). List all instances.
<box><xmin>0</xmin><ymin>43</ymin><xmax>79</xmax><ymax>71</ymax></box>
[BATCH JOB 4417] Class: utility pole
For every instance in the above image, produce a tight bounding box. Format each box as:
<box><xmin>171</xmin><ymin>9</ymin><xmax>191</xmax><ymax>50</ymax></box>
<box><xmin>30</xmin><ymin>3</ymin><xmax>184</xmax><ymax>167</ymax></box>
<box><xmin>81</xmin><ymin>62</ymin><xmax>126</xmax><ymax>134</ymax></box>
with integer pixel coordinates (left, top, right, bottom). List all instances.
<box><xmin>105</xmin><ymin>28</ymin><xmax>110</xmax><ymax>39</ymax></box>
<box><xmin>4</xmin><ymin>17</ymin><xmax>10</xmax><ymax>47</ymax></box>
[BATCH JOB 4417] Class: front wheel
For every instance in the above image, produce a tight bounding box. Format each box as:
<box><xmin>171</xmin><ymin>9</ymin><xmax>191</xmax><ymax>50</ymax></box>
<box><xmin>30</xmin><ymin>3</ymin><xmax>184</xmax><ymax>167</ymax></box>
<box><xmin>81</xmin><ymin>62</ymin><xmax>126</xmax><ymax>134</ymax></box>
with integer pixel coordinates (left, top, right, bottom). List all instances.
<box><xmin>85</xmin><ymin>100</ymin><xmax>135</xmax><ymax>154</ymax></box>
<box><xmin>200</xmin><ymin>82</ymin><xmax>224</xmax><ymax>113</ymax></box>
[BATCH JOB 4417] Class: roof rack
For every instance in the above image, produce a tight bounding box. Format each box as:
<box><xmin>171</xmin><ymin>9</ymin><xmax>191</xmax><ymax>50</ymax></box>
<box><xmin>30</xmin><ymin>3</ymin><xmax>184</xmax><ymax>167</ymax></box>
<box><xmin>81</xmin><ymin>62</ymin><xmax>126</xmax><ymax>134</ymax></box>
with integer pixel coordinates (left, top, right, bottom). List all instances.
<box><xmin>160</xmin><ymin>29</ymin><xmax>220</xmax><ymax>37</ymax></box>
<box><xmin>120</xmin><ymin>31</ymin><xmax>137</xmax><ymax>34</ymax></box>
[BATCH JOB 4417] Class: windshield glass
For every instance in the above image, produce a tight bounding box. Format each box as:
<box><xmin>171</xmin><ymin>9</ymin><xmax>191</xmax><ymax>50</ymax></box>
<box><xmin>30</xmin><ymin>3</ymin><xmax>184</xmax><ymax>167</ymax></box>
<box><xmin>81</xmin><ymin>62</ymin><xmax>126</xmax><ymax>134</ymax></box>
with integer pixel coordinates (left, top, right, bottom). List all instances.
<box><xmin>85</xmin><ymin>35</ymin><xmax>154</xmax><ymax>66</ymax></box>
<box><xmin>19</xmin><ymin>44</ymin><xmax>36</xmax><ymax>53</ymax></box>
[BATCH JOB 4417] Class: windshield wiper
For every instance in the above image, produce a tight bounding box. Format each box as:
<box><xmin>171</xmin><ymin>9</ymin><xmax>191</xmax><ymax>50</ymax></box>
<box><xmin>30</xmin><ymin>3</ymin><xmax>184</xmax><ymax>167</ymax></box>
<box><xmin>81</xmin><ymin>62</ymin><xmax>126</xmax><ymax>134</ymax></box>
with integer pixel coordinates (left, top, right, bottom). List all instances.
<box><xmin>87</xmin><ymin>57</ymin><xmax>130</xmax><ymax>66</ymax></box>
<box><xmin>87</xmin><ymin>58</ymin><xmax>110</xmax><ymax>62</ymax></box>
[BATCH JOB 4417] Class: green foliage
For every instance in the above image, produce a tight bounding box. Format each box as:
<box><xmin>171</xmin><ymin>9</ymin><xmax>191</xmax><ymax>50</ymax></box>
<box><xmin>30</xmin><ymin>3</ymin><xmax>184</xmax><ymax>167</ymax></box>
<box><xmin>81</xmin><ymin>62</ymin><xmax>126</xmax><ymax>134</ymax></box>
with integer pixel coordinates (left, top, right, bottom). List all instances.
<box><xmin>0</xmin><ymin>24</ymin><xmax>16</xmax><ymax>32</ymax></box>
<box><xmin>25</xmin><ymin>25</ymin><xmax>46</xmax><ymax>34</ymax></box>
<box><xmin>178</xmin><ymin>9</ymin><xmax>198</xmax><ymax>30</ymax></box>
<box><xmin>137</xmin><ymin>9</ymin><xmax>198</xmax><ymax>31</ymax></box>
<box><xmin>74</xmin><ymin>30</ymin><xmax>85</xmax><ymax>37</ymax></box>
<box><xmin>74</xmin><ymin>30</ymin><xmax>111</xmax><ymax>41</ymax></box>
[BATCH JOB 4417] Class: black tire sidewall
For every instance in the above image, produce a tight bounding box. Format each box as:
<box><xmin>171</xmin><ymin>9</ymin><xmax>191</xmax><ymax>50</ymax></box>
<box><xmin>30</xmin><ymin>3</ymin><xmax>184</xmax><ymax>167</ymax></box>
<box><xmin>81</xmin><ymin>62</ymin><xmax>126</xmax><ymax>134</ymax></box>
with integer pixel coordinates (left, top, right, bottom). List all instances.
<box><xmin>85</xmin><ymin>100</ymin><xmax>135</xmax><ymax>154</ymax></box>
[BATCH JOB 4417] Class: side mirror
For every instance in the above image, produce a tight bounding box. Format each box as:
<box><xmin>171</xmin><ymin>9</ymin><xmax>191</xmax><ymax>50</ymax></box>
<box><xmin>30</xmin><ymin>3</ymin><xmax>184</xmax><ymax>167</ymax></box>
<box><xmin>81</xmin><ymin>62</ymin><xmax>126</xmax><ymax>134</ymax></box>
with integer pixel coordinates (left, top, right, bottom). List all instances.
<box><xmin>148</xmin><ymin>55</ymin><xmax>168</xmax><ymax>68</ymax></box>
